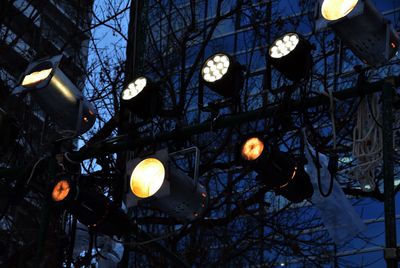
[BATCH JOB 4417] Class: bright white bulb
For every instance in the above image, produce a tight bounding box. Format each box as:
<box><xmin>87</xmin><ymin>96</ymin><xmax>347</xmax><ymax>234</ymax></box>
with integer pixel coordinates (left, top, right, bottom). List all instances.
<box><xmin>270</xmin><ymin>33</ymin><xmax>300</xmax><ymax>59</ymax></box>
<box><xmin>283</xmin><ymin>35</ymin><xmax>290</xmax><ymax>42</ymax></box>
<box><xmin>292</xmin><ymin>38</ymin><xmax>299</xmax><ymax>48</ymax></box>
<box><xmin>271</xmin><ymin>52</ymin><xmax>280</xmax><ymax>58</ymax></box>
<box><xmin>122</xmin><ymin>77</ymin><xmax>147</xmax><ymax>100</ymax></box>
<box><xmin>290</xmin><ymin>35</ymin><xmax>298</xmax><ymax>42</ymax></box>
<box><xmin>202</xmin><ymin>53</ymin><xmax>231</xmax><ymax>82</ymax></box>
<box><xmin>280</xmin><ymin>48</ymin><xmax>288</xmax><ymax>54</ymax></box>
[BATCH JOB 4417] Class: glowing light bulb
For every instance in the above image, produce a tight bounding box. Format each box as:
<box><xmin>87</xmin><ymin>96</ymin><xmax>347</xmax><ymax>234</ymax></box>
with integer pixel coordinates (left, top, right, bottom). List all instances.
<box><xmin>241</xmin><ymin>137</ymin><xmax>265</xmax><ymax>161</ymax></box>
<box><xmin>130</xmin><ymin>158</ymin><xmax>165</xmax><ymax>198</ymax></box>
<box><xmin>270</xmin><ymin>33</ymin><xmax>300</xmax><ymax>59</ymax></box>
<box><xmin>52</xmin><ymin>180</ymin><xmax>71</xmax><ymax>202</ymax></box>
<box><xmin>202</xmin><ymin>54</ymin><xmax>231</xmax><ymax>82</ymax></box>
<box><xmin>22</xmin><ymin>68</ymin><xmax>53</xmax><ymax>87</ymax></box>
<box><xmin>321</xmin><ymin>0</ymin><xmax>359</xmax><ymax>21</ymax></box>
<box><xmin>122</xmin><ymin>77</ymin><xmax>147</xmax><ymax>100</ymax></box>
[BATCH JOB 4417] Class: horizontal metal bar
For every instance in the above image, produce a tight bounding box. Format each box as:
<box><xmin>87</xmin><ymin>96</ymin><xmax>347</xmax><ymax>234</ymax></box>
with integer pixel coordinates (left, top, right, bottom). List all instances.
<box><xmin>67</xmin><ymin>76</ymin><xmax>400</xmax><ymax>163</ymax></box>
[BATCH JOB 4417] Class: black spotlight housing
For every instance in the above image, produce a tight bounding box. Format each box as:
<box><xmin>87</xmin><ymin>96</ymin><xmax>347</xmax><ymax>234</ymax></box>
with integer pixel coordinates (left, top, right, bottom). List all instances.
<box><xmin>51</xmin><ymin>176</ymin><xmax>132</xmax><ymax>237</ymax></box>
<box><xmin>121</xmin><ymin>76</ymin><xmax>162</xmax><ymax>119</ymax></box>
<box><xmin>268</xmin><ymin>32</ymin><xmax>313</xmax><ymax>82</ymax></box>
<box><xmin>125</xmin><ymin>149</ymin><xmax>207</xmax><ymax>221</ymax></box>
<box><xmin>315</xmin><ymin>0</ymin><xmax>400</xmax><ymax>66</ymax></box>
<box><xmin>200</xmin><ymin>53</ymin><xmax>244</xmax><ymax>98</ymax></box>
<box><xmin>240</xmin><ymin>136</ymin><xmax>313</xmax><ymax>203</ymax></box>
<box><xmin>15</xmin><ymin>55</ymin><xmax>97</xmax><ymax>135</ymax></box>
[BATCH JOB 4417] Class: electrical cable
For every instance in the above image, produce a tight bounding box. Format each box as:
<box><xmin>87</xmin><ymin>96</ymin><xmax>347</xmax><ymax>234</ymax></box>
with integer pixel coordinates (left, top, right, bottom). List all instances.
<box><xmin>64</xmin><ymin>152</ymin><xmax>81</xmax><ymax>165</ymax></box>
<box><xmin>352</xmin><ymin>94</ymin><xmax>382</xmax><ymax>191</ymax></box>
<box><xmin>303</xmin><ymin>129</ymin><xmax>333</xmax><ymax>197</ymax></box>
<box><xmin>26</xmin><ymin>157</ymin><xmax>46</xmax><ymax>185</ymax></box>
<box><xmin>94</xmin><ymin>232</ymin><xmax>108</xmax><ymax>260</ymax></box>
<box><xmin>315</xmin><ymin>147</ymin><xmax>334</xmax><ymax>197</ymax></box>
<box><xmin>327</xmin><ymin>87</ymin><xmax>336</xmax><ymax>149</ymax></box>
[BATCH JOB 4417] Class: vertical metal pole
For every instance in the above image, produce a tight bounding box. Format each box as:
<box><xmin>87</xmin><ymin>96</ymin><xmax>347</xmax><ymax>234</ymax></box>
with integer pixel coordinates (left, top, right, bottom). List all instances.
<box><xmin>382</xmin><ymin>78</ymin><xmax>398</xmax><ymax>268</ymax></box>
<box><xmin>34</xmin><ymin>157</ymin><xmax>56</xmax><ymax>266</ymax></box>
<box><xmin>333</xmin><ymin>244</ymin><xmax>339</xmax><ymax>268</ymax></box>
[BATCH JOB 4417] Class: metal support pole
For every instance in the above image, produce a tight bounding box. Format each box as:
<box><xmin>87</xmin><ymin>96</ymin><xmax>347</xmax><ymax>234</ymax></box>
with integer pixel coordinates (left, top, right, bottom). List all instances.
<box><xmin>382</xmin><ymin>78</ymin><xmax>398</xmax><ymax>268</ymax></box>
<box><xmin>33</xmin><ymin>157</ymin><xmax>56</xmax><ymax>266</ymax></box>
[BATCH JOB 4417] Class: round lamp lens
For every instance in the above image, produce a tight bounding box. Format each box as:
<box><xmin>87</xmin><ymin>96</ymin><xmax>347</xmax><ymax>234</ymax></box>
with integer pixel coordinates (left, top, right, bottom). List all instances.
<box><xmin>241</xmin><ymin>137</ymin><xmax>265</xmax><ymax>161</ymax></box>
<box><xmin>321</xmin><ymin>0</ymin><xmax>358</xmax><ymax>21</ymax></box>
<box><xmin>52</xmin><ymin>180</ymin><xmax>71</xmax><ymax>202</ymax></box>
<box><xmin>202</xmin><ymin>53</ymin><xmax>230</xmax><ymax>83</ymax></box>
<box><xmin>122</xmin><ymin>77</ymin><xmax>147</xmax><ymax>100</ymax></box>
<box><xmin>270</xmin><ymin>33</ymin><xmax>299</xmax><ymax>59</ymax></box>
<box><xmin>130</xmin><ymin>158</ymin><xmax>165</xmax><ymax>198</ymax></box>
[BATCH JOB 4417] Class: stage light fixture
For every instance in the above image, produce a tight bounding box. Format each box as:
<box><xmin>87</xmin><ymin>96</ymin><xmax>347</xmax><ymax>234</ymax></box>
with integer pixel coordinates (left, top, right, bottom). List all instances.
<box><xmin>15</xmin><ymin>55</ymin><xmax>96</xmax><ymax>135</ymax></box>
<box><xmin>240</xmin><ymin>137</ymin><xmax>313</xmax><ymax>203</ymax></box>
<box><xmin>268</xmin><ymin>32</ymin><xmax>313</xmax><ymax>82</ymax></box>
<box><xmin>121</xmin><ymin>76</ymin><xmax>161</xmax><ymax>119</ymax></box>
<box><xmin>51</xmin><ymin>176</ymin><xmax>132</xmax><ymax>237</ymax></box>
<box><xmin>315</xmin><ymin>0</ymin><xmax>400</xmax><ymax>66</ymax></box>
<box><xmin>126</xmin><ymin>148</ymin><xmax>207</xmax><ymax>220</ymax></box>
<box><xmin>200</xmin><ymin>53</ymin><xmax>244</xmax><ymax>98</ymax></box>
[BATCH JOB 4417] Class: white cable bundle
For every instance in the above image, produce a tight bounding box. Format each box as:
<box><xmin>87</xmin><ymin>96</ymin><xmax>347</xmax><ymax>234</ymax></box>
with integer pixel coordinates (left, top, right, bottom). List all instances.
<box><xmin>352</xmin><ymin>94</ymin><xmax>382</xmax><ymax>191</ymax></box>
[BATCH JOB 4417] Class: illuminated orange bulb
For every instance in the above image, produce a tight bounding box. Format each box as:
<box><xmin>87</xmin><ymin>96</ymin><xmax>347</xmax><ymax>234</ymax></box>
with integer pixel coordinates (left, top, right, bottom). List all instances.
<box><xmin>130</xmin><ymin>158</ymin><xmax>165</xmax><ymax>198</ymax></box>
<box><xmin>52</xmin><ymin>180</ymin><xmax>71</xmax><ymax>202</ymax></box>
<box><xmin>321</xmin><ymin>0</ymin><xmax>359</xmax><ymax>21</ymax></box>
<box><xmin>241</xmin><ymin>137</ymin><xmax>265</xmax><ymax>161</ymax></box>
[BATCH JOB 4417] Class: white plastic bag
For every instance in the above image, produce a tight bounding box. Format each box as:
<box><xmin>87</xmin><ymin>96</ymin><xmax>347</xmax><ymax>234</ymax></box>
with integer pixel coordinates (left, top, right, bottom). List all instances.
<box><xmin>304</xmin><ymin>138</ymin><xmax>366</xmax><ymax>245</ymax></box>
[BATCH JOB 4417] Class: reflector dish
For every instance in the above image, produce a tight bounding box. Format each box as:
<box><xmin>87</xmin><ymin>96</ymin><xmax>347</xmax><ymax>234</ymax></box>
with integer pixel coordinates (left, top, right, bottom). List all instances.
<box><xmin>130</xmin><ymin>158</ymin><xmax>165</xmax><ymax>198</ymax></box>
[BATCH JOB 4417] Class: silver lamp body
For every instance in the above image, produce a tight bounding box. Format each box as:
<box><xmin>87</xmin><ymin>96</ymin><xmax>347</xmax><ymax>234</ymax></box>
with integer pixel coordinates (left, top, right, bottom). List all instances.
<box><xmin>15</xmin><ymin>55</ymin><xmax>96</xmax><ymax>135</ymax></box>
<box><xmin>126</xmin><ymin>149</ymin><xmax>207</xmax><ymax>221</ymax></box>
<box><xmin>315</xmin><ymin>0</ymin><xmax>399</xmax><ymax>66</ymax></box>
<box><xmin>150</xmin><ymin>167</ymin><xmax>206</xmax><ymax>220</ymax></box>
